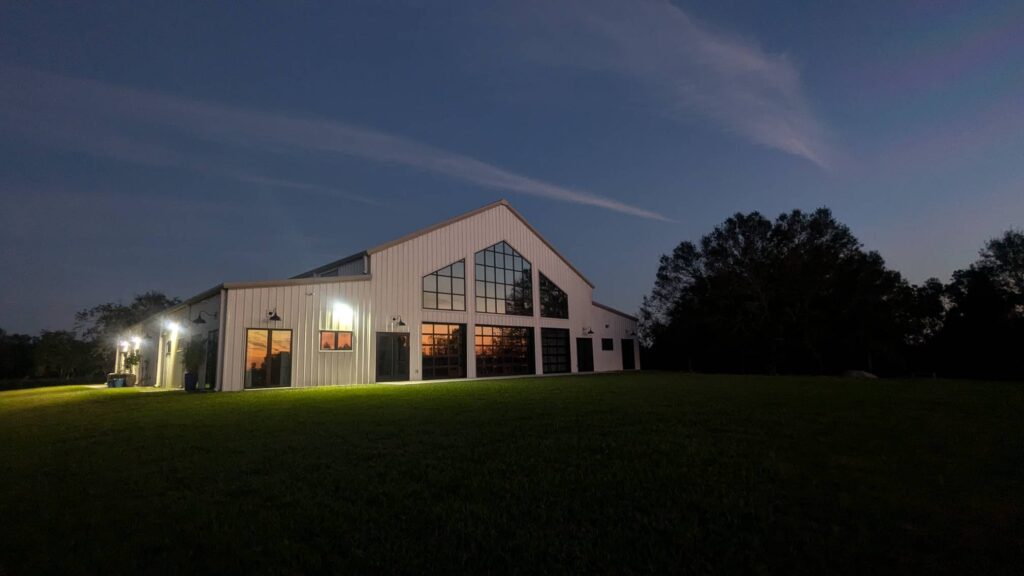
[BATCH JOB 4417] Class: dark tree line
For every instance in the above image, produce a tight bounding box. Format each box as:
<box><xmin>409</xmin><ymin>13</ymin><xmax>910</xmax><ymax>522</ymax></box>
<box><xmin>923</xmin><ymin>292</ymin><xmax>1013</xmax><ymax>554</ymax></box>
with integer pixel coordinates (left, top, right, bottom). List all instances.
<box><xmin>640</xmin><ymin>208</ymin><xmax>1024</xmax><ymax>380</ymax></box>
<box><xmin>0</xmin><ymin>292</ymin><xmax>179</xmax><ymax>384</ymax></box>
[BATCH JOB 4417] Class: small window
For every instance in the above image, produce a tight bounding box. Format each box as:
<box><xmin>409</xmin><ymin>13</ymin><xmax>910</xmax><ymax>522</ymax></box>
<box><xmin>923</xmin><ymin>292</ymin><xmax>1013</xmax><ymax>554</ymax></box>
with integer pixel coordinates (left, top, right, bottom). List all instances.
<box><xmin>601</xmin><ymin>338</ymin><xmax>614</xmax><ymax>351</ymax></box>
<box><xmin>320</xmin><ymin>330</ymin><xmax>353</xmax><ymax>351</ymax></box>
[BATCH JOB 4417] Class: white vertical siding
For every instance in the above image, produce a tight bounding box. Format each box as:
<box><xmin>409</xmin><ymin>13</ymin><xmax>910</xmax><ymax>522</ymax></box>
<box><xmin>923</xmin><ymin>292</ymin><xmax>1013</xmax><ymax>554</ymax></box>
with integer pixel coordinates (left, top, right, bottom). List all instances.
<box><xmin>213</xmin><ymin>202</ymin><xmax>638</xmax><ymax>391</ymax></box>
<box><xmin>220</xmin><ymin>279</ymin><xmax>374</xmax><ymax>392</ymax></box>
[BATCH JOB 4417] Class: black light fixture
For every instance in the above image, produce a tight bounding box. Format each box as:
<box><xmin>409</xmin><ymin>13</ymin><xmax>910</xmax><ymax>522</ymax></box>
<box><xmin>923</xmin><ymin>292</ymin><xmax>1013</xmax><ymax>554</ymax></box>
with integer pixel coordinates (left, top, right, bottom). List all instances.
<box><xmin>391</xmin><ymin>315</ymin><xmax>407</xmax><ymax>328</ymax></box>
<box><xmin>192</xmin><ymin>311</ymin><xmax>217</xmax><ymax>324</ymax></box>
<box><xmin>583</xmin><ymin>327</ymin><xmax>594</xmax><ymax>335</ymax></box>
<box><xmin>397</xmin><ymin>318</ymin><xmax>407</xmax><ymax>327</ymax></box>
<box><xmin>268</xmin><ymin>309</ymin><xmax>282</xmax><ymax>322</ymax></box>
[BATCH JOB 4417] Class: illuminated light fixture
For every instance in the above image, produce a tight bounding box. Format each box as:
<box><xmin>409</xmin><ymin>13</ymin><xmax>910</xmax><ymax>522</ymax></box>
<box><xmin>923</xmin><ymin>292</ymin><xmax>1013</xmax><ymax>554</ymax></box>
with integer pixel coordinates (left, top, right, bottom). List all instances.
<box><xmin>334</xmin><ymin>302</ymin><xmax>354</xmax><ymax>328</ymax></box>
<box><xmin>192</xmin><ymin>311</ymin><xmax>217</xmax><ymax>324</ymax></box>
<box><xmin>167</xmin><ymin>321</ymin><xmax>181</xmax><ymax>334</ymax></box>
<box><xmin>131</xmin><ymin>336</ymin><xmax>142</xmax><ymax>346</ymax></box>
<box><xmin>119</xmin><ymin>340</ymin><xmax>130</xmax><ymax>351</ymax></box>
<box><xmin>268</xmin><ymin>309</ymin><xmax>282</xmax><ymax>322</ymax></box>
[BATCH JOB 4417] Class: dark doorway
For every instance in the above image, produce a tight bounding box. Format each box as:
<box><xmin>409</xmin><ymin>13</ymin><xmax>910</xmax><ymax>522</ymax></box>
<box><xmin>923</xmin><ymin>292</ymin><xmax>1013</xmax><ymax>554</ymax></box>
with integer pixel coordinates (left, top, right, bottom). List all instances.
<box><xmin>376</xmin><ymin>332</ymin><xmax>410</xmax><ymax>382</ymax></box>
<box><xmin>576</xmin><ymin>338</ymin><xmax>594</xmax><ymax>372</ymax></box>
<box><xmin>621</xmin><ymin>338</ymin><xmax>636</xmax><ymax>370</ymax></box>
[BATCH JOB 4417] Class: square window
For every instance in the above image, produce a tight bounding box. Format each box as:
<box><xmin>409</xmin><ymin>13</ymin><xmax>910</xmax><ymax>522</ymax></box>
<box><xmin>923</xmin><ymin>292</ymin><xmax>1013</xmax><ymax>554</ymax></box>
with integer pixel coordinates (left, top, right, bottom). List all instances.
<box><xmin>476</xmin><ymin>265</ymin><xmax>486</xmax><ymax>280</ymax></box>
<box><xmin>475</xmin><ymin>281</ymin><xmax>485</xmax><ymax>296</ymax></box>
<box><xmin>452</xmin><ymin>261</ymin><xmax>464</xmax><ymax>278</ymax></box>
<box><xmin>438</xmin><ymin>276</ymin><xmax>451</xmax><ymax>293</ymax></box>
<box><xmin>453</xmin><ymin>295</ymin><xmax>465</xmax><ymax>310</ymax></box>
<box><xmin>423</xmin><ymin>275</ymin><xmax>436</xmax><ymax>292</ymax></box>
<box><xmin>476</xmin><ymin>297</ymin><xmax>487</xmax><ymax>312</ymax></box>
<box><xmin>485</xmin><ymin>252</ymin><xmax>494</xmax><ymax>266</ymax></box>
<box><xmin>423</xmin><ymin>292</ymin><xmax>437</xmax><ymax>309</ymax></box>
<box><xmin>475</xmin><ymin>252</ymin><xmax>485</xmax><ymax>265</ymax></box>
<box><xmin>452</xmin><ymin>279</ymin><xmax>465</xmax><ymax>295</ymax></box>
<box><xmin>486</xmin><ymin>267</ymin><xmax>495</xmax><ymax>282</ymax></box>
<box><xmin>487</xmin><ymin>299</ymin><xmax>496</xmax><ymax>313</ymax></box>
<box><xmin>438</xmin><ymin>293</ymin><xmax>452</xmax><ymax>310</ymax></box>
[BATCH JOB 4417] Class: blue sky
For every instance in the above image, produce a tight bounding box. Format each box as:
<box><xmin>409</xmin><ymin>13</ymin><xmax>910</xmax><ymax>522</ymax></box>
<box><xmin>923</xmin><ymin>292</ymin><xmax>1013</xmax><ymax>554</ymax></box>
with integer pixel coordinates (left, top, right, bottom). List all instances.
<box><xmin>2</xmin><ymin>0</ymin><xmax>1023</xmax><ymax>333</ymax></box>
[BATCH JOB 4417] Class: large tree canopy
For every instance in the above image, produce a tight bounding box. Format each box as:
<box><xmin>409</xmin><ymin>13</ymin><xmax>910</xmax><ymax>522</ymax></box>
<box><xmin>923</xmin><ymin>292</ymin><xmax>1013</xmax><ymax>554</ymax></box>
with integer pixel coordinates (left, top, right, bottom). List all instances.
<box><xmin>930</xmin><ymin>230</ymin><xmax>1024</xmax><ymax>379</ymax></box>
<box><xmin>640</xmin><ymin>208</ymin><xmax>912</xmax><ymax>375</ymax></box>
<box><xmin>74</xmin><ymin>291</ymin><xmax>180</xmax><ymax>372</ymax></box>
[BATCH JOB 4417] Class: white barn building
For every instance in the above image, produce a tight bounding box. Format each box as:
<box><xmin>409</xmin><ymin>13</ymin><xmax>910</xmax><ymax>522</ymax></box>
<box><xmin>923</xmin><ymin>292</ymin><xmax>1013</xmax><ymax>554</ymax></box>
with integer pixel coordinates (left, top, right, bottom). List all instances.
<box><xmin>115</xmin><ymin>200</ymin><xmax>640</xmax><ymax>391</ymax></box>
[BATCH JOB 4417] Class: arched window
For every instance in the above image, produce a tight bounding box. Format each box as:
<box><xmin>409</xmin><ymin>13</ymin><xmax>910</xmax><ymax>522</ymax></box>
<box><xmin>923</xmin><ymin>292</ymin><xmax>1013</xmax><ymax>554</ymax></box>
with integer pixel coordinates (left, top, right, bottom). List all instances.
<box><xmin>474</xmin><ymin>241</ymin><xmax>532</xmax><ymax>316</ymax></box>
<box><xmin>422</xmin><ymin>260</ymin><xmax>466</xmax><ymax>311</ymax></box>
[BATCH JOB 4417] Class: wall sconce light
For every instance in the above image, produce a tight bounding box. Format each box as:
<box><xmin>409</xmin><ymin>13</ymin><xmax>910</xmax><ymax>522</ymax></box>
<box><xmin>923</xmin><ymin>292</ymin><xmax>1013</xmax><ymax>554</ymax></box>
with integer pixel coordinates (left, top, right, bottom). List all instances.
<box><xmin>192</xmin><ymin>310</ymin><xmax>218</xmax><ymax>324</ymax></box>
<box><xmin>268</xmin><ymin>309</ymin><xmax>282</xmax><ymax>322</ymax></box>
<box><xmin>390</xmin><ymin>315</ymin><xmax>407</xmax><ymax>330</ymax></box>
<box><xmin>582</xmin><ymin>327</ymin><xmax>594</xmax><ymax>335</ymax></box>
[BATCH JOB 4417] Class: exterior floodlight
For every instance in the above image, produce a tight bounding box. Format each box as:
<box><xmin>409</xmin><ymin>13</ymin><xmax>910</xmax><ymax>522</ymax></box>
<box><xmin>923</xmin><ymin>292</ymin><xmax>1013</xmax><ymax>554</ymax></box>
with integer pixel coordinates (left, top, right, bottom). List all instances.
<box><xmin>131</xmin><ymin>336</ymin><xmax>142</xmax><ymax>346</ymax></box>
<box><xmin>268</xmin><ymin>309</ymin><xmax>282</xmax><ymax>322</ymax></box>
<box><xmin>119</xmin><ymin>340</ymin><xmax>130</xmax><ymax>350</ymax></box>
<box><xmin>167</xmin><ymin>321</ymin><xmax>181</xmax><ymax>334</ymax></box>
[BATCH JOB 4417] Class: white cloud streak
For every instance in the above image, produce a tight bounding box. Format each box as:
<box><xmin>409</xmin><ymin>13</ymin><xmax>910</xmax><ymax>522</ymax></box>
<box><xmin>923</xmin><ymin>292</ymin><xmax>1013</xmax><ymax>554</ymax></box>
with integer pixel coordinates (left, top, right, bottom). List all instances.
<box><xmin>514</xmin><ymin>0</ymin><xmax>835</xmax><ymax>168</ymax></box>
<box><xmin>0</xmin><ymin>66</ymin><xmax>667</xmax><ymax>221</ymax></box>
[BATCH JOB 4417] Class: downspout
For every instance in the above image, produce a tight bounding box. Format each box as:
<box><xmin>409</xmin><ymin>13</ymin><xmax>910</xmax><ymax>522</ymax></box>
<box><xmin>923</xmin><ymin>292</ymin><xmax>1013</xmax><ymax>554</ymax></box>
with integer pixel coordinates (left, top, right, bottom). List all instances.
<box><xmin>216</xmin><ymin>287</ymin><xmax>228</xmax><ymax>391</ymax></box>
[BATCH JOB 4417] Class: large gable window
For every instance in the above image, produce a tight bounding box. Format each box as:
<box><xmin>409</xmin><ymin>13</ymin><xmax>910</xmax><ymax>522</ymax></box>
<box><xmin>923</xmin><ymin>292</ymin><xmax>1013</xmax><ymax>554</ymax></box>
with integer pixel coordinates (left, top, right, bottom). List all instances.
<box><xmin>539</xmin><ymin>273</ymin><xmax>568</xmax><ymax>319</ymax></box>
<box><xmin>474</xmin><ymin>241</ymin><xmax>532</xmax><ymax>316</ymax></box>
<box><xmin>423</xmin><ymin>260</ymin><xmax>466</xmax><ymax>311</ymax></box>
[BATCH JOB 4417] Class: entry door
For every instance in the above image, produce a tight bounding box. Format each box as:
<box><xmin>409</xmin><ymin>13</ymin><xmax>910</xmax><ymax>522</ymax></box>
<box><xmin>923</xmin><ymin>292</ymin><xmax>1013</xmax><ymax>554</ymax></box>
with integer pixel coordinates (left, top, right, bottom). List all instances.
<box><xmin>621</xmin><ymin>338</ymin><xmax>636</xmax><ymax>370</ymax></box>
<box><xmin>376</xmin><ymin>332</ymin><xmax>410</xmax><ymax>382</ymax></box>
<box><xmin>576</xmin><ymin>338</ymin><xmax>594</xmax><ymax>372</ymax></box>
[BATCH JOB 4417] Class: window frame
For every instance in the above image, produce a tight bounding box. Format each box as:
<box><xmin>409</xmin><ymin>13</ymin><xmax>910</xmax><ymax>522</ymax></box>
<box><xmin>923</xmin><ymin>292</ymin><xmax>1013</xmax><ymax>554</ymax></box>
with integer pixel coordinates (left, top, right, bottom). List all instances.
<box><xmin>319</xmin><ymin>330</ymin><xmax>354</xmax><ymax>352</ymax></box>
<box><xmin>474</xmin><ymin>324</ymin><xmax>536</xmax><ymax>377</ymax></box>
<box><xmin>422</xmin><ymin>259</ymin><xmax>467</xmax><ymax>312</ymax></box>
<box><xmin>244</xmin><ymin>328</ymin><xmax>293</xmax><ymax>389</ymax></box>
<box><xmin>474</xmin><ymin>241</ymin><xmax>533</xmax><ymax>317</ymax></box>
<box><xmin>539</xmin><ymin>272</ymin><xmax>569</xmax><ymax>319</ymax></box>
<box><xmin>421</xmin><ymin>322</ymin><xmax>467</xmax><ymax>380</ymax></box>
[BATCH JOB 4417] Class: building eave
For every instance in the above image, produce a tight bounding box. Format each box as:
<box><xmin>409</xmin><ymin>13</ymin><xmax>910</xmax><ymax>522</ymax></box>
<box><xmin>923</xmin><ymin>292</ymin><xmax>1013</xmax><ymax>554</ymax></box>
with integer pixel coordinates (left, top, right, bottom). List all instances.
<box><xmin>592</xmin><ymin>301</ymin><xmax>638</xmax><ymax>322</ymax></box>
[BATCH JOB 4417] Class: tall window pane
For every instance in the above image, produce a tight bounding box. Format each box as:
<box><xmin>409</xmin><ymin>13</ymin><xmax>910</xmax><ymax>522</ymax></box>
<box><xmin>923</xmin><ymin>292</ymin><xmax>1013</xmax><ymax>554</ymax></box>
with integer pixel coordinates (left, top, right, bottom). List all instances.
<box><xmin>474</xmin><ymin>241</ymin><xmax>533</xmax><ymax>316</ymax></box>
<box><xmin>541</xmin><ymin>328</ymin><xmax>570</xmax><ymax>374</ymax></box>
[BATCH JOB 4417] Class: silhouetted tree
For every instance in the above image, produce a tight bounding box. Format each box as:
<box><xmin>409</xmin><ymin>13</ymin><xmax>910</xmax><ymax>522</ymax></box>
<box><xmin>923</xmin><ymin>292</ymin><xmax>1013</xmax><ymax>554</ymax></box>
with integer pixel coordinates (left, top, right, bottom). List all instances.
<box><xmin>0</xmin><ymin>328</ymin><xmax>36</xmax><ymax>380</ymax></box>
<box><xmin>931</xmin><ymin>230</ymin><xmax>1024</xmax><ymax>379</ymax></box>
<box><xmin>640</xmin><ymin>208</ymin><xmax>912</xmax><ymax>375</ymax></box>
<box><xmin>75</xmin><ymin>291</ymin><xmax>180</xmax><ymax>372</ymax></box>
<box><xmin>34</xmin><ymin>330</ymin><xmax>95</xmax><ymax>379</ymax></box>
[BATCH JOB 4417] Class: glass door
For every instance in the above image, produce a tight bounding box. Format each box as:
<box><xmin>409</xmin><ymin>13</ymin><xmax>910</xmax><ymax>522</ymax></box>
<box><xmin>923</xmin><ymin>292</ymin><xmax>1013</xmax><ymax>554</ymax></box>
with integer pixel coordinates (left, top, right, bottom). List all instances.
<box><xmin>245</xmin><ymin>329</ymin><xmax>292</xmax><ymax>388</ymax></box>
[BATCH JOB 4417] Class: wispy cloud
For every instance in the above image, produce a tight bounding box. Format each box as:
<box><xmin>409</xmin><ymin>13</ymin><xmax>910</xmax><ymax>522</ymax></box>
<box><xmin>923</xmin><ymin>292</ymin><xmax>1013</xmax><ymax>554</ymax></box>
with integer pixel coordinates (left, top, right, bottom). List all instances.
<box><xmin>0</xmin><ymin>65</ymin><xmax>667</xmax><ymax>221</ymax></box>
<box><xmin>513</xmin><ymin>0</ymin><xmax>835</xmax><ymax>168</ymax></box>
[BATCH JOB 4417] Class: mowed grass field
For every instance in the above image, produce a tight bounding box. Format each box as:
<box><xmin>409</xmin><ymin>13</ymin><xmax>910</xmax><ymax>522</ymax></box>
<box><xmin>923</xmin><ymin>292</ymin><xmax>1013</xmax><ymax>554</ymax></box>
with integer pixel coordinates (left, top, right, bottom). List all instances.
<box><xmin>1</xmin><ymin>373</ymin><xmax>1021</xmax><ymax>575</ymax></box>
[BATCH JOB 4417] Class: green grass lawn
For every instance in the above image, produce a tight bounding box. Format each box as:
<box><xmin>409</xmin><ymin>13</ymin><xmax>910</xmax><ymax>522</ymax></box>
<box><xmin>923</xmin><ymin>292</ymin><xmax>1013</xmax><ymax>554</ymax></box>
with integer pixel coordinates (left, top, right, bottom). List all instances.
<box><xmin>1</xmin><ymin>373</ymin><xmax>1021</xmax><ymax>575</ymax></box>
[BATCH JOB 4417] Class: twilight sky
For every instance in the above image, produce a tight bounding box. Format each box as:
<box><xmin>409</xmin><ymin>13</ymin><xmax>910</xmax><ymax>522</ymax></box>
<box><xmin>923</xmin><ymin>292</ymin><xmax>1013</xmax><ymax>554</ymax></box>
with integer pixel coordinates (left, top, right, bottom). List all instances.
<box><xmin>2</xmin><ymin>0</ymin><xmax>1023</xmax><ymax>334</ymax></box>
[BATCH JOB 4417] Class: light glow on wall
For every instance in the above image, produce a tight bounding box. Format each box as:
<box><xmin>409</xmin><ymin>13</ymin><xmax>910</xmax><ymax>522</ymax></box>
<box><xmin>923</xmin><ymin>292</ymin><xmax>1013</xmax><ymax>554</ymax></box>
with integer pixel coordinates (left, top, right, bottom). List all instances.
<box><xmin>330</xmin><ymin>302</ymin><xmax>354</xmax><ymax>331</ymax></box>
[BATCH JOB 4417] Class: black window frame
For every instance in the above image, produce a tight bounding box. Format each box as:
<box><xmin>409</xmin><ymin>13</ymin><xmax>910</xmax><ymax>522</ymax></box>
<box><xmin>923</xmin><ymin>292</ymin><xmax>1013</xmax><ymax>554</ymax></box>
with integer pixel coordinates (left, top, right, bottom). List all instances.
<box><xmin>319</xmin><ymin>330</ymin><xmax>354</xmax><ymax>351</ymax></box>
<box><xmin>474</xmin><ymin>241</ymin><xmax>533</xmax><ymax>316</ymax></box>
<box><xmin>474</xmin><ymin>325</ymin><xmax>535</xmax><ymax>377</ymax></box>
<box><xmin>244</xmin><ymin>328</ymin><xmax>293</xmax><ymax>389</ymax></box>
<box><xmin>539</xmin><ymin>272</ymin><xmax>569</xmax><ymax>319</ymax></box>
<box><xmin>421</xmin><ymin>322</ymin><xmax>467</xmax><ymax>380</ymax></box>
<box><xmin>422</xmin><ymin>260</ymin><xmax>466</xmax><ymax>311</ymax></box>
<box><xmin>541</xmin><ymin>328</ymin><xmax>571</xmax><ymax>374</ymax></box>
